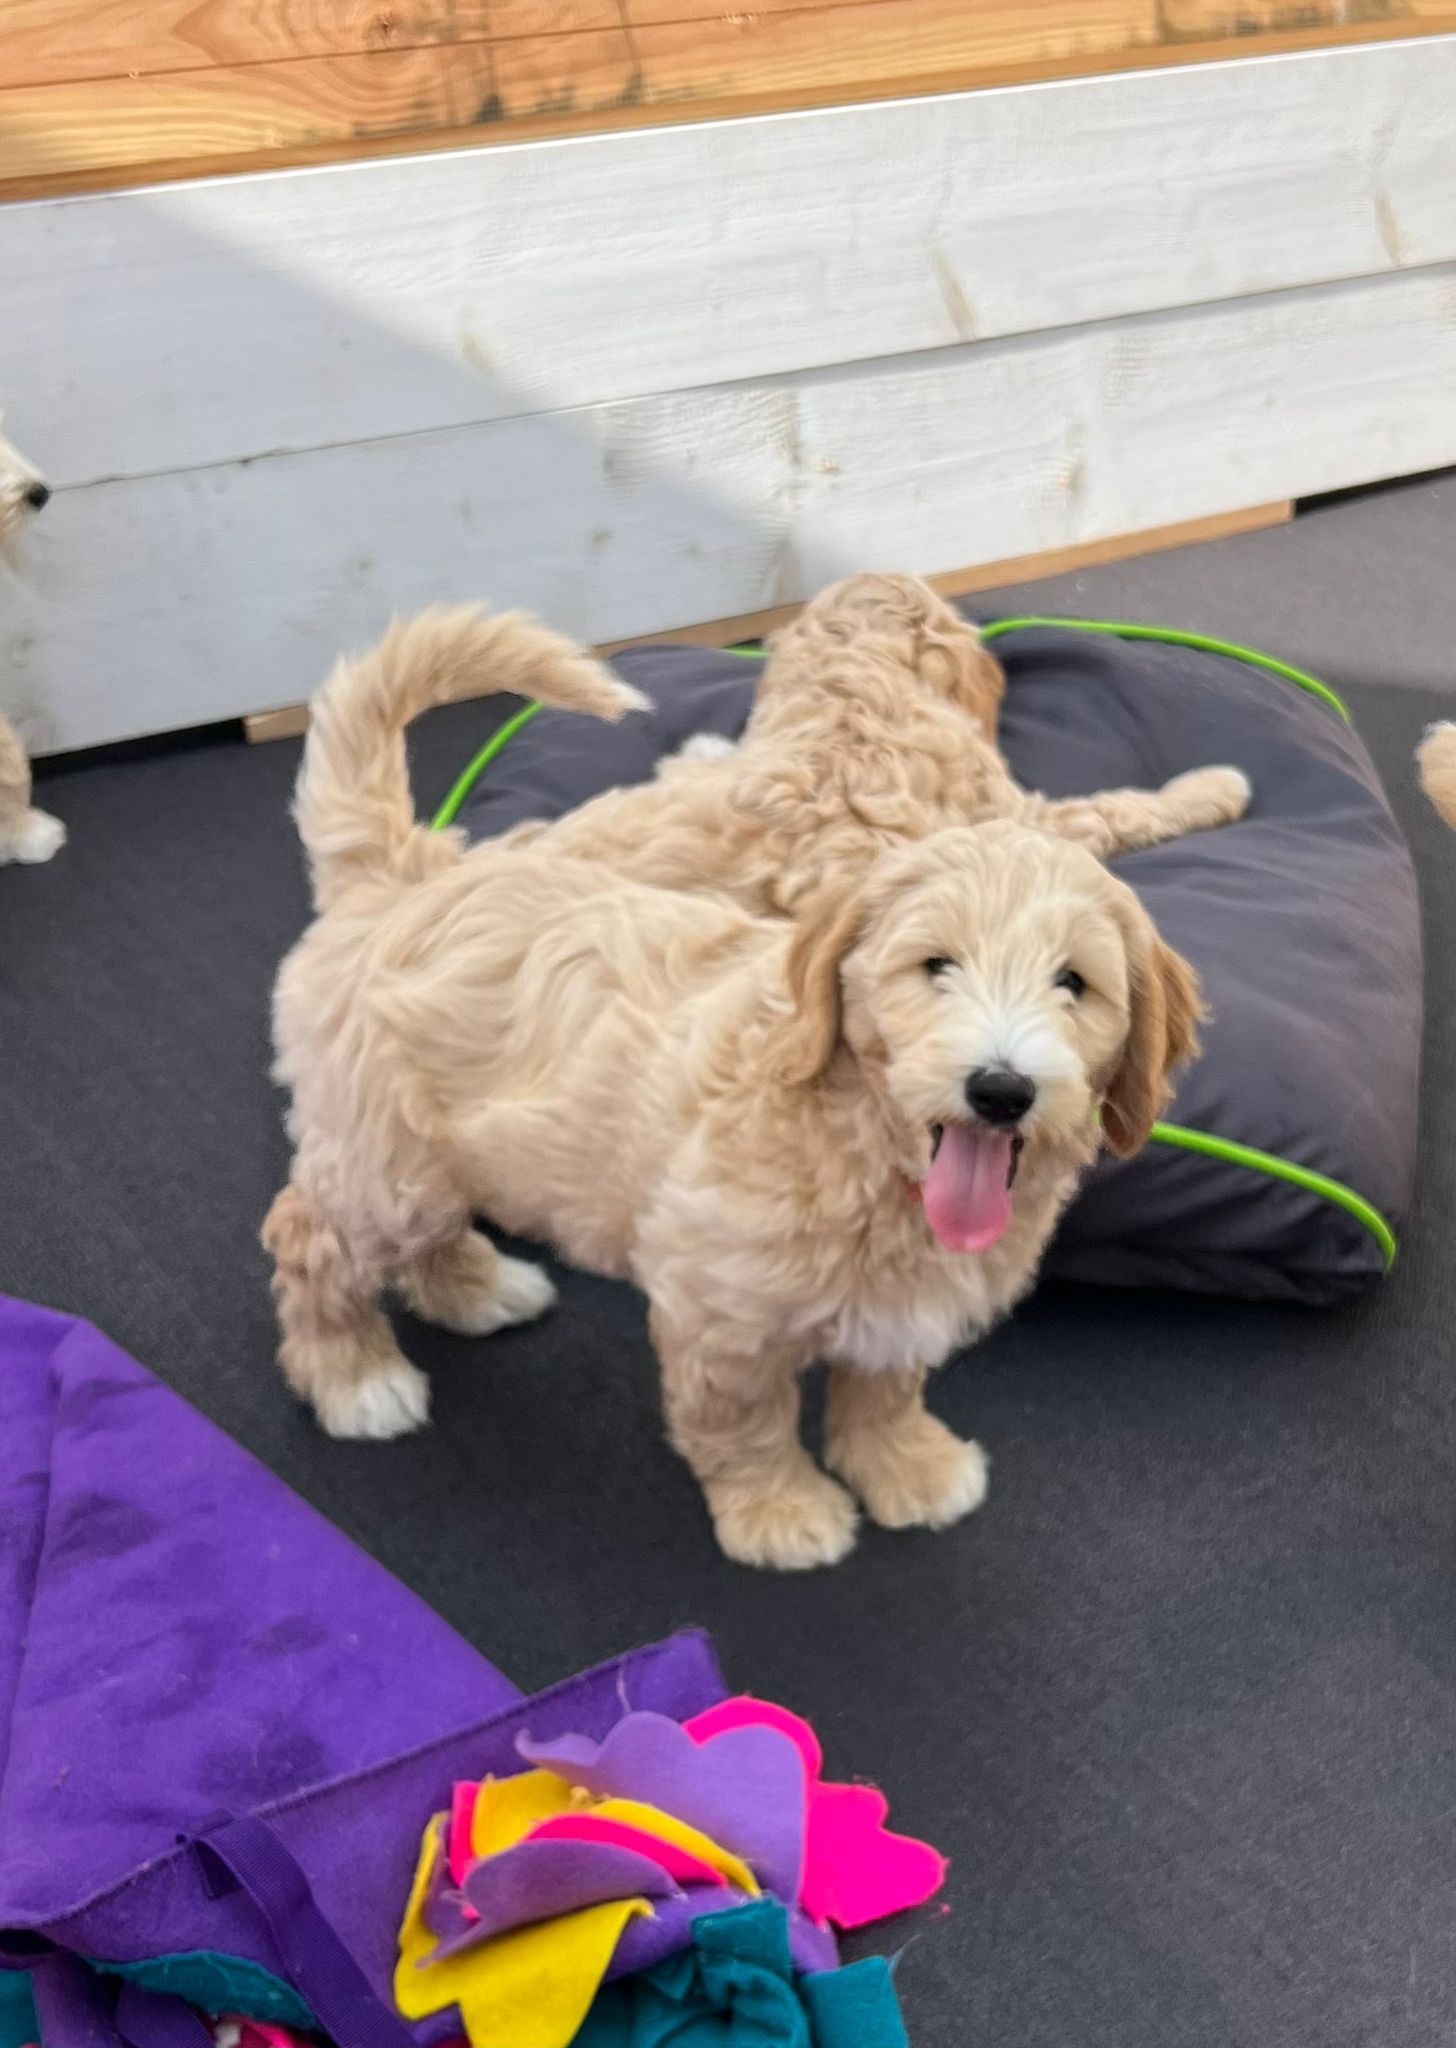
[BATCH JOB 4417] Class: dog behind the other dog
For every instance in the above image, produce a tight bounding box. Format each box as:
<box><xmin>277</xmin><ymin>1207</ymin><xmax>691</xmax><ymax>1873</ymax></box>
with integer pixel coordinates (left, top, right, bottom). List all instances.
<box><xmin>265</xmin><ymin>605</ymin><xmax>1205</xmax><ymax>1570</ymax></box>
<box><xmin>0</xmin><ymin>414</ymin><xmax>64</xmax><ymax>865</ymax></box>
<box><xmin>490</xmin><ymin>572</ymin><xmax>1252</xmax><ymax>915</ymax></box>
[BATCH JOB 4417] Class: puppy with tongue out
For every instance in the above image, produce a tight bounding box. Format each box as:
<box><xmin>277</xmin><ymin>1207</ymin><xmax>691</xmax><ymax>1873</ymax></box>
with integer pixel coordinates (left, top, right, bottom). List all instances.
<box><xmin>270</xmin><ymin>803</ymin><xmax>1203</xmax><ymax>1575</ymax></box>
<box><xmin>675</xmin><ymin>817</ymin><xmax>1208</xmax><ymax>1570</ymax></box>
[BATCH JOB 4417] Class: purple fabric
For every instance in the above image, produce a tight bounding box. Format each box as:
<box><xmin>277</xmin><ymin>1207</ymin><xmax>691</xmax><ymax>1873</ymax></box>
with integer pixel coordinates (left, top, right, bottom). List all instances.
<box><xmin>0</xmin><ymin>1298</ymin><xmax>727</xmax><ymax>2040</ymax></box>
<box><xmin>518</xmin><ymin>1712</ymin><xmax>807</xmax><ymax>1904</ymax></box>
<box><xmin>433</xmin><ymin>1840</ymin><xmax>678</xmax><ymax>1955</ymax></box>
<box><xmin>113</xmin><ymin>1983</ymin><xmax>215</xmax><ymax>2048</ymax></box>
<box><xmin>190</xmin><ymin>1817</ymin><xmax>415</xmax><ymax>2048</ymax></box>
<box><xmin>30</xmin><ymin>1955</ymin><xmax>119</xmax><ymax>2048</ymax></box>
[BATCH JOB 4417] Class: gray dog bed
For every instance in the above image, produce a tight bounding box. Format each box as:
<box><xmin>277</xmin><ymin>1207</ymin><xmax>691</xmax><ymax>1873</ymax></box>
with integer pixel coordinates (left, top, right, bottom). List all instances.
<box><xmin>447</xmin><ymin>618</ymin><xmax>1421</xmax><ymax>1306</ymax></box>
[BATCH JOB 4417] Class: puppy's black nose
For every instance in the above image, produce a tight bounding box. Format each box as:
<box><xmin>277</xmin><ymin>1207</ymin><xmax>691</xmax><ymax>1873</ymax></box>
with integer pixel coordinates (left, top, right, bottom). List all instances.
<box><xmin>23</xmin><ymin>481</ymin><xmax>50</xmax><ymax>511</ymax></box>
<box><xmin>965</xmin><ymin>1067</ymin><xmax>1036</xmax><ymax>1125</ymax></box>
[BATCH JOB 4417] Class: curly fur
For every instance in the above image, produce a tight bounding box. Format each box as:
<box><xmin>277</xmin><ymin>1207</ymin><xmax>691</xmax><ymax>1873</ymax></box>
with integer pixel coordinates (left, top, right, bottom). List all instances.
<box><xmin>495</xmin><ymin>573</ymin><xmax>1248</xmax><ymax>911</ymax></box>
<box><xmin>268</xmin><ymin>617</ymin><xmax>1204</xmax><ymax>1567</ymax></box>
<box><xmin>0</xmin><ymin>414</ymin><xmax>64</xmax><ymax>866</ymax></box>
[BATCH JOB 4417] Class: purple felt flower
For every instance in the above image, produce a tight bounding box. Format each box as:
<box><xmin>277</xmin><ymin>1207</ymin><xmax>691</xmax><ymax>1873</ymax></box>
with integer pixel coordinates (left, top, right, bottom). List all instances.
<box><xmin>516</xmin><ymin>1710</ymin><xmax>807</xmax><ymax>1903</ymax></box>
<box><xmin>428</xmin><ymin>1838</ymin><xmax>679</xmax><ymax>1958</ymax></box>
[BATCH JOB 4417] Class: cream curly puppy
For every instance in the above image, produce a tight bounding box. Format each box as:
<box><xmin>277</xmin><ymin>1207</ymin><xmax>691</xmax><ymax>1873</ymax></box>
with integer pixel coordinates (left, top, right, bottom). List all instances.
<box><xmin>465</xmin><ymin>573</ymin><xmax>1251</xmax><ymax>914</ymax></box>
<box><xmin>265</xmin><ymin>607</ymin><xmax>1202</xmax><ymax>1569</ymax></box>
<box><xmin>0</xmin><ymin>414</ymin><xmax>64</xmax><ymax>866</ymax></box>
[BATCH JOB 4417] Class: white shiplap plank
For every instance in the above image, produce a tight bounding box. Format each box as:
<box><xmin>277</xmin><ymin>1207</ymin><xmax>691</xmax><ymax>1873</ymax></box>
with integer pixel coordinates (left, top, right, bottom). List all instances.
<box><xmin>6</xmin><ymin>263</ymin><xmax>1454</xmax><ymax>754</ymax></box>
<box><xmin>2</xmin><ymin>38</ymin><xmax>1454</xmax><ymax>489</ymax></box>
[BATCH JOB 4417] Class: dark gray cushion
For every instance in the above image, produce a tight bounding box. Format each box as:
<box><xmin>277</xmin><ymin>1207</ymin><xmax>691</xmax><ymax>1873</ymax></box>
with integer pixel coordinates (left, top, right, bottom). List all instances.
<box><xmin>457</xmin><ymin>623</ymin><xmax>1421</xmax><ymax>1305</ymax></box>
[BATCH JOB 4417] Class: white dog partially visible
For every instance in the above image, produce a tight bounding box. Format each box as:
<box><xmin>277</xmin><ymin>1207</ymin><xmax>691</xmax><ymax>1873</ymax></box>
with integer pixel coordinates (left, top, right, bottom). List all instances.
<box><xmin>0</xmin><ymin>414</ymin><xmax>64</xmax><ymax>865</ymax></box>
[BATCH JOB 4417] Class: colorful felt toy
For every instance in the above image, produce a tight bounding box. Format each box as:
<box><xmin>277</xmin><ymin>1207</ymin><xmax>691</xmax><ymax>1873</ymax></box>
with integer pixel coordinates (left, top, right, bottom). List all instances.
<box><xmin>395</xmin><ymin>1696</ymin><xmax>945</xmax><ymax>2048</ymax></box>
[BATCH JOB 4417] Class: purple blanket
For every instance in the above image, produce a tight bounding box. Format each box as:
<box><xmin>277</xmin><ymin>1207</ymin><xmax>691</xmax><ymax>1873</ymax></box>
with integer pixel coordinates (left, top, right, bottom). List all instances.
<box><xmin>0</xmin><ymin>1297</ymin><xmax>725</xmax><ymax>2041</ymax></box>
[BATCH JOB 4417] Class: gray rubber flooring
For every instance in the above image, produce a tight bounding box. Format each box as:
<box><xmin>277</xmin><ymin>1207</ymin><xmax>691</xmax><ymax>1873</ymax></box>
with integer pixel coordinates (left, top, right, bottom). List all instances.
<box><xmin>3</xmin><ymin>473</ymin><xmax>1453</xmax><ymax>2047</ymax></box>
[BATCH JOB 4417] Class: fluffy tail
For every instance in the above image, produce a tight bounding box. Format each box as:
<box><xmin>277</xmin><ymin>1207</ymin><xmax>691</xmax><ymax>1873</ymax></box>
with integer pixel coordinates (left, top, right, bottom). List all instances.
<box><xmin>1418</xmin><ymin>722</ymin><xmax>1456</xmax><ymax>832</ymax></box>
<box><xmin>294</xmin><ymin>604</ymin><xmax>648</xmax><ymax>909</ymax></box>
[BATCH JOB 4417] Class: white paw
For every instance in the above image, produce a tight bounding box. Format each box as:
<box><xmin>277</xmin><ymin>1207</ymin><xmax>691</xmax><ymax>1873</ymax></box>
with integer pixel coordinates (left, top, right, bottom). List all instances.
<box><xmin>465</xmin><ymin>1253</ymin><xmax>557</xmax><ymax>1336</ymax></box>
<box><xmin>1210</xmin><ymin>765</ymin><xmax>1253</xmax><ymax>812</ymax></box>
<box><xmin>1166</xmin><ymin>765</ymin><xmax>1251</xmax><ymax>825</ymax></box>
<box><xmin>708</xmin><ymin>1467</ymin><xmax>860</xmax><ymax>1572</ymax></box>
<box><xmin>677</xmin><ymin>731</ymin><xmax>737</xmax><ymax>763</ymax></box>
<box><xmin>0</xmin><ymin>807</ymin><xmax>66</xmax><ymax>864</ymax></box>
<box><xmin>910</xmin><ymin>1435</ymin><xmax>989</xmax><ymax>1529</ymax></box>
<box><xmin>316</xmin><ymin>1361</ymin><xmax>430</xmax><ymax>1440</ymax></box>
<box><xmin>829</xmin><ymin>1419</ymin><xmax>988</xmax><ymax>1531</ymax></box>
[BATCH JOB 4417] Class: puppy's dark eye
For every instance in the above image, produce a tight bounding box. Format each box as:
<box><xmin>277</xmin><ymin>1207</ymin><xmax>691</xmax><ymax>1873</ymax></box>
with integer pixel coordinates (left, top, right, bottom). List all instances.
<box><xmin>1055</xmin><ymin>966</ymin><xmax>1086</xmax><ymax>998</ymax></box>
<box><xmin>923</xmin><ymin>957</ymin><xmax>954</xmax><ymax>979</ymax></box>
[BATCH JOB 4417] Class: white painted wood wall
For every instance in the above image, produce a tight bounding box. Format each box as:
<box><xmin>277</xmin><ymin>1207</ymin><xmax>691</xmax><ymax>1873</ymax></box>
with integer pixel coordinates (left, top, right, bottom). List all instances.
<box><xmin>2</xmin><ymin>37</ymin><xmax>1455</xmax><ymax>751</ymax></box>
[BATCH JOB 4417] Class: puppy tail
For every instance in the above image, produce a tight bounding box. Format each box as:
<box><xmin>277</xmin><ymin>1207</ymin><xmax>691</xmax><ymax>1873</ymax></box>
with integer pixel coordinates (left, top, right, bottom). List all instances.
<box><xmin>294</xmin><ymin>603</ymin><xmax>649</xmax><ymax>909</ymax></box>
<box><xmin>1418</xmin><ymin>722</ymin><xmax>1456</xmax><ymax>832</ymax></box>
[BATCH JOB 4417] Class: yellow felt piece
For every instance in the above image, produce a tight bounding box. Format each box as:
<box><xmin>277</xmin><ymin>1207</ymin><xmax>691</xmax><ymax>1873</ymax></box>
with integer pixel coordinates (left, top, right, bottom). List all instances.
<box><xmin>470</xmin><ymin>1768</ymin><xmax>575</xmax><ymax>1859</ymax></box>
<box><xmin>588</xmin><ymin>1797</ymin><xmax>760</xmax><ymax>1896</ymax></box>
<box><xmin>397</xmin><ymin>1841</ymin><xmax>647</xmax><ymax>2048</ymax></box>
<box><xmin>398</xmin><ymin>1815</ymin><xmax>447</xmax><ymax>1959</ymax></box>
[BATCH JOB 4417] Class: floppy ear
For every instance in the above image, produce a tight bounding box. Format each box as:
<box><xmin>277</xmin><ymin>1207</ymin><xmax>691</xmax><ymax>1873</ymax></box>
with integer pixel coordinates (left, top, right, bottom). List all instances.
<box><xmin>772</xmin><ymin>885</ymin><xmax>866</xmax><ymax>1086</ymax></box>
<box><xmin>1101</xmin><ymin>897</ymin><xmax>1204</xmax><ymax>1158</ymax></box>
<box><xmin>948</xmin><ymin>638</ymin><xmax>1006</xmax><ymax>740</ymax></box>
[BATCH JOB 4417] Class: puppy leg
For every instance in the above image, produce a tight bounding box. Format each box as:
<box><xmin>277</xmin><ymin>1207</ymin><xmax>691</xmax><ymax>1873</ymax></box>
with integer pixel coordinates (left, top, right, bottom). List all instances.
<box><xmin>1032</xmin><ymin>767</ymin><xmax>1251</xmax><ymax>858</ymax></box>
<box><xmin>0</xmin><ymin>714</ymin><xmax>65</xmax><ymax>865</ymax></box>
<box><xmin>824</xmin><ymin>1365</ymin><xmax>987</xmax><ymax>1531</ymax></box>
<box><xmin>652</xmin><ymin>1309</ymin><xmax>858</xmax><ymax>1571</ymax></box>
<box><xmin>262</xmin><ymin>1183</ymin><xmax>430</xmax><ymax>1440</ymax></box>
<box><xmin>398</xmin><ymin>1226</ymin><xmax>556</xmax><ymax>1335</ymax></box>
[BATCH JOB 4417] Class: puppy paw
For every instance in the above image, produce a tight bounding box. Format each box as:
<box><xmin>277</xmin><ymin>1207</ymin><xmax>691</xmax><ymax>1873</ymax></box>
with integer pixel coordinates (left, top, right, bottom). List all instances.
<box><xmin>481</xmin><ymin>1253</ymin><xmax>558</xmax><ymax>1332</ymax></box>
<box><xmin>0</xmin><ymin>807</ymin><xmax>66</xmax><ymax>864</ymax></box>
<box><xmin>402</xmin><ymin>1238</ymin><xmax>557</xmax><ymax>1336</ymax></box>
<box><xmin>676</xmin><ymin>731</ymin><xmax>737</xmax><ymax>763</ymax></box>
<box><xmin>828</xmin><ymin>1412</ymin><xmax>988</xmax><ymax>1531</ymax></box>
<box><xmin>315</xmin><ymin>1361</ymin><xmax>431</xmax><ymax>1440</ymax></box>
<box><xmin>708</xmin><ymin>1465</ymin><xmax>859</xmax><ymax>1571</ymax></box>
<box><xmin>1163</xmin><ymin>765</ymin><xmax>1251</xmax><ymax>830</ymax></box>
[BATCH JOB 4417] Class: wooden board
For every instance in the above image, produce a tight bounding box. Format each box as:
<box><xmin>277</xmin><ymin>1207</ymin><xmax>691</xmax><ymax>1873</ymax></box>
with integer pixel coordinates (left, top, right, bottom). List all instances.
<box><xmin>4</xmin><ymin>0</ymin><xmax>1456</xmax><ymax>196</ymax></box>
<box><xmin>603</xmin><ymin>501</ymin><xmax>1298</xmax><ymax>650</ymax></box>
<box><xmin>241</xmin><ymin>500</ymin><xmax>1293</xmax><ymax>741</ymax></box>
<box><xmin>6</xmin><ymin>261</ymin><xmax>1451</xmax><ymax>754</ymax></box>
<box><xmin>6</xmin><ymin>40</ymin><xmax>1455</xmax><ymax>491</ymax></box>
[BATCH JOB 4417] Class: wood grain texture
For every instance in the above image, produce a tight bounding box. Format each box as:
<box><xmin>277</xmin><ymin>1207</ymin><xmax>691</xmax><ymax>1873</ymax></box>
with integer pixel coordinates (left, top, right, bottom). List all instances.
<box><xmin>0</xmin><ymin>48</ymin><xmax>508</xmax><ymax>189</ymax></box>
<box><xmin>5</xmin><ymin>0</ymin><xmax>1456</xmax><ymax>196</ymax></box>
<box><xmin>7</xmin><ymin>41</ymin><xmax>1454</xmax><ymax>490</ymax></box>
<box><xmin>6</xmin><ymin>263</ymin><xmax>1451</xmax><ymax>753</ymax></box>
<box><xmin>0</xmin><ymin>2</ymin><xmax>504</xmax><ymax>88</ymax></box>
<box><xmin>242</xmin><ymin>499</ymin><xmax>1293</xmax><ymax>740</ymax></box>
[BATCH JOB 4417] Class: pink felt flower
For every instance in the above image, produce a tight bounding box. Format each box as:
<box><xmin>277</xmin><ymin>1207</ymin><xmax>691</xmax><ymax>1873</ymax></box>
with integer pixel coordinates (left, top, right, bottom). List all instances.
<box><xmin>682</xmin><ymin>1697</ymin><xmax>946</xmax><ymax>1930</ymax></box>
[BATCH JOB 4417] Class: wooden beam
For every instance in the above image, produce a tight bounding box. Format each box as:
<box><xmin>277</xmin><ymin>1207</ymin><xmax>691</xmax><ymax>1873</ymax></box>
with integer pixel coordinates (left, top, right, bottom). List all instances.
<box><xmin>242</xmin><ymin>703</ymin><xmax>312</xmax><ymax>744</ymax></box>
<box><xmin>244</xmin><ymin>501</ymin><xmax>1291</xmax><ymax>742</ymax></box>
<box><xmin>4</xmin><ymin>0</ymin><xmax>1456</xmax><ymax>199</ymax></box>
<box><xmin>0</xmin><ymin>2</ymin><xmax>499</xmax><ymax>88</ymax></box>
<box><xmin>608</xmin><ymin>502</ymin><xmax>1297</xmax><ymax>646</ymax></box>
<box><xmin>19</xmin><ymin>253</ymin><xmax>1450</xmax><ymax>754</ymax></box>
<box><xmin>10</xmin><ymin>41</ymin><xmax>1455</xmax><ymax>493</ymax></box>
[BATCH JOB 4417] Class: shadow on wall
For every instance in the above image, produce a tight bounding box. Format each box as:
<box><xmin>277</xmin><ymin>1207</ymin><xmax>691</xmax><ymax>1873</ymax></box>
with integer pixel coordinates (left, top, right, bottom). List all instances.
<box><xmin>0</xmin><ymin>145</ymin><xmax>846</xmax><ymax>754</ymax></box>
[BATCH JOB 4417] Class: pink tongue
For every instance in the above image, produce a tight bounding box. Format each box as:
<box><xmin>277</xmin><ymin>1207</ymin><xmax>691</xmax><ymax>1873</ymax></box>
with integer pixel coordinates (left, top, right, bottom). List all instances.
<box><xmin>922</xmin><ymin>1125</ymin><xmax>1015</xmax><ymax>1253</ymax></box>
